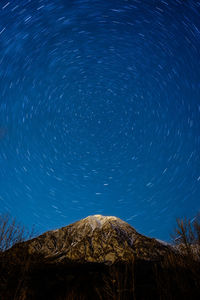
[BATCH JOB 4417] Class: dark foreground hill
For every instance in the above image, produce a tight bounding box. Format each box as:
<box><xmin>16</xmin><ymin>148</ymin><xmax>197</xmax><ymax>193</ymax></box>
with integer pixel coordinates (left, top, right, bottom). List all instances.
<box><xmin>1</xmin><ymin>215</ymin><xmax>200</xmax><ymax>299</ymax></box>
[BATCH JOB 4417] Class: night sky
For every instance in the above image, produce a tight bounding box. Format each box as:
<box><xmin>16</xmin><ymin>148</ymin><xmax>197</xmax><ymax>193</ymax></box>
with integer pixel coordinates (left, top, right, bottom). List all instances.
<box><xmin>0</xmin><ymin>0</ymin><xmax>200</xmax><ymax>241</ymax></box>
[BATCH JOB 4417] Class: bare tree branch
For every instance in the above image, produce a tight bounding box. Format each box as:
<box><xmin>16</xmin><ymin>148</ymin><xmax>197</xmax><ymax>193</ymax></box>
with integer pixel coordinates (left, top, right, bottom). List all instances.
<box><xmin>0</xmin><ymin>213</ymin><xmax>35</xmax><ymax>252</ymax></box>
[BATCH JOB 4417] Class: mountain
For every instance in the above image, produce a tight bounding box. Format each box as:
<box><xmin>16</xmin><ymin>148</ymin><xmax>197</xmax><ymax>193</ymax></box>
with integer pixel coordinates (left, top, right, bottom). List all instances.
<box><xmin>22</xmin><ymin>214</ymin><xmax>172</xmax><ymax>264</ymax></box>
<box><xmin>1</xmin><ymin>215</ymin><xmax>200</xmax><ymax>300</ymax></box>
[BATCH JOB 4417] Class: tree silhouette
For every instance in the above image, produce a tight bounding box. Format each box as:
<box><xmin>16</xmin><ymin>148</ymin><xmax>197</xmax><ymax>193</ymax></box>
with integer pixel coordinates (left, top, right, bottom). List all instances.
<box><xmin>172</xmin><ymin>213</ymin><xmax>200</xmax><ymax>260</ymax></box>
<box><xmin>0</xmin><ymin>213</ymin><xmax>35</xmax><ymax>252</ymax></box>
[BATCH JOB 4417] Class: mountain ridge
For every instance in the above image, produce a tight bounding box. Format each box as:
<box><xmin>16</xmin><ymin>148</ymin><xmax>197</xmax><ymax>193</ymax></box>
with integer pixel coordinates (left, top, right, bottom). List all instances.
<box><xmin>2</xmin><ymin>215</ymin><xmax>200</xmax><ymax>300</ymax></box>
<box><xmin>14</xmin><ymin>214</ymin><xmax>173</xmax><ymax>264</ymax></box>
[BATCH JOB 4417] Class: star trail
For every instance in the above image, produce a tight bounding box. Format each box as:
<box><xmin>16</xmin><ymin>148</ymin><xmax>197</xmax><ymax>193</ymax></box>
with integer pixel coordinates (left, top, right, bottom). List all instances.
<box><xmin>0</xmin><ymin>0</ymin><xmax>200</xmax><ymax>241</ymax></box>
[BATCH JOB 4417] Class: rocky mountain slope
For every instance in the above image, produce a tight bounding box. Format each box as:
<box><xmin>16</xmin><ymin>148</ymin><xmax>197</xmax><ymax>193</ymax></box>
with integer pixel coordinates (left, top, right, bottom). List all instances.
<box><xmin>1</xmin><ymin>215</ymin><xmax>200</xmax><ymax>300</ymax></box>
<box><xmin>20</xmin><ymin>214</ymin><xmax>172</xmax><ymax>264</ymax></box>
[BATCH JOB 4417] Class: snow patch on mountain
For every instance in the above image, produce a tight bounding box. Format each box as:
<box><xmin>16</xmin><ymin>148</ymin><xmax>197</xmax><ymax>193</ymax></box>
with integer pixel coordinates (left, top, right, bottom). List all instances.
<box><xmin>84</xmin><ymin>215</ymin><xmax>125</xmax><ymax>230</ymax></box>
<box><xmin>156</xmin><ymin>239</ymin><xmax>171</xmax><ymax>246</ymax></box>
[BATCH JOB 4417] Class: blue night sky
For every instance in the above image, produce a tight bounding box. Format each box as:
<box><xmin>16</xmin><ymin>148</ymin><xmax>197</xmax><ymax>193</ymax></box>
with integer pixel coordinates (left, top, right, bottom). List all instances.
<box><xmin>0</xmin><ymin>0</ymin><xmax>200</xmax><ymax>241</ymax></box>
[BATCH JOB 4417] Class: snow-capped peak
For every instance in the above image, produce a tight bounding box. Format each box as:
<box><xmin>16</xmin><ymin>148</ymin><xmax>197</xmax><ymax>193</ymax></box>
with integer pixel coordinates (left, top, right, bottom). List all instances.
<box><xmin>23</xmin><ymin>214</ymin><xmax>173</xmax><ymax>265</ymax></box>
<box><xmin>83</xmin><ymin>215</ymin><xmax>124</xmax><ymax>230</ymax></box>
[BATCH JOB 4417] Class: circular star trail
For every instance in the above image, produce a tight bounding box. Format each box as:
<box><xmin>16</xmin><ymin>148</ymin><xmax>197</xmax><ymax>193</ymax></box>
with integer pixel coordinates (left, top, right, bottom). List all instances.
<box><xmin>0</xmin><ymin>0</ymin><xmax>200</xmax><ymax>241</ymax></box>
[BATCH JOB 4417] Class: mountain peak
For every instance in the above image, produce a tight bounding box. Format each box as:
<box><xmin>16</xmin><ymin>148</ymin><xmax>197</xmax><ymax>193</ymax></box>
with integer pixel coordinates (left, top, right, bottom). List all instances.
<box><xmin>85</xmin><ymin>214</ymin><xmax>119</xmax><ymax>221</ymax></box>
<box><xmin>23</xmin><ymin>215</ymin><xmax>172</xmax><ymax>264</ymax></box>
<box><xmin>82</xmin><ymin>214</ymin><xmax>125</xmax><ymax>229</ymax></box>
